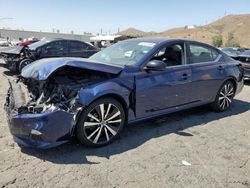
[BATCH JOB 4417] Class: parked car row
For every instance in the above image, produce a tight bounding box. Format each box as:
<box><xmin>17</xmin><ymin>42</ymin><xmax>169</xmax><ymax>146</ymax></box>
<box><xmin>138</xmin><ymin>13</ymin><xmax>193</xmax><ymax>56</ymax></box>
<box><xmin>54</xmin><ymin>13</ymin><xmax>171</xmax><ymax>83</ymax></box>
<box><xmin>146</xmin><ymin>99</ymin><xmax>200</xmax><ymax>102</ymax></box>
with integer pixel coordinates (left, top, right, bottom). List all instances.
<box><xmin>239</xmin><ymin>50</ymin><xmax>250</xmax><ymax>77</ymax></box>
<box><xmin>221</xmin><ymin>47</ymin><xmax>249</xmax><ymax>60</ymax></box>
<box><xmin>3</xmin><ymin>38</ymin><xmax>244</xmax><ymax>148</ymax></box>
<box><xmin>0</xmin><ymin>38</ymin><xmax>99</xmax><ymax>72</ymax></box>
<box><xmin>220</xmin><ymin>47</ymin><xmax>250</xmax><ymax>78</ymax></box>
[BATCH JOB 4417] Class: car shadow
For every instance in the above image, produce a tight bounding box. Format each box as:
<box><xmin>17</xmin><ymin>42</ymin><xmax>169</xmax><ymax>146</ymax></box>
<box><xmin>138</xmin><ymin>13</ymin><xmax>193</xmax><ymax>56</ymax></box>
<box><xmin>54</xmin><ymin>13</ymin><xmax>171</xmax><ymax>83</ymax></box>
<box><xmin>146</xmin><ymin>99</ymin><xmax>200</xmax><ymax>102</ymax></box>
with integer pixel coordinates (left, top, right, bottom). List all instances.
<box><xmin>0</xmin><ymin>63</ymin><xmax>18</xmax><ymax>76</ymax></box>
<box><xmin>21</xmin><ymin>99</ymin><xmax>250</xmax><ymax>165</ymax></box>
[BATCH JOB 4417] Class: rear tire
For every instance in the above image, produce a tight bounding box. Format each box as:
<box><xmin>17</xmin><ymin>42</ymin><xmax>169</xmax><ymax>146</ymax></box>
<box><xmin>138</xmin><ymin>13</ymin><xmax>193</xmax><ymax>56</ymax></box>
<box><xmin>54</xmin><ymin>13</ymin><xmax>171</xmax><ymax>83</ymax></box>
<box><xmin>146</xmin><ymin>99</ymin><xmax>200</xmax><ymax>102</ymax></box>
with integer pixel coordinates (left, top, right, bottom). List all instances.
<box><xmin>211</xmin><ymin>80</ymin><xmax>235</xmax><ymax>112</ymax></box>
<box><xmin>76</xmin><ymin>97</ymin><xmax>126</xmax><ymax>147</ymax></box>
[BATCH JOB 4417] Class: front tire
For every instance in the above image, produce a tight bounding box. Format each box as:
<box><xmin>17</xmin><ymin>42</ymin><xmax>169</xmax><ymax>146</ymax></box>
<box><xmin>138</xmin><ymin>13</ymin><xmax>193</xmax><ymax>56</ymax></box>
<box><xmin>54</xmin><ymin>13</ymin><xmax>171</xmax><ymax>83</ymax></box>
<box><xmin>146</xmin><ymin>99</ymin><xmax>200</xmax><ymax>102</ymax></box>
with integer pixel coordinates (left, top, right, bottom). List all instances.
<box><xmin>18</xmin><ymin>59</ymin><xmax>32</xmax><ymax>72</ymax></box>
<box><xmin>76</xmin><ymin>97</ymin><xmax>126</xmax><ymax>147</ymax></box>
<box><xmin>212</xmin><ymin>80</ymin><xmax>235</xmax><ymax>112</ymax></box>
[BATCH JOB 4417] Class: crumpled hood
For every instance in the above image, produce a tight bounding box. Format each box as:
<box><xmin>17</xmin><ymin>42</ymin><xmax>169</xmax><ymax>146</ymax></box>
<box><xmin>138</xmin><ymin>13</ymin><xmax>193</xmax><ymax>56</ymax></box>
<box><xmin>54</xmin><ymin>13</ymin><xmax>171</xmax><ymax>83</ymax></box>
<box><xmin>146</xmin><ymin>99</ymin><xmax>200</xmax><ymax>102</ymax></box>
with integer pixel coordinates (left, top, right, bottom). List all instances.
<box><xmin>21</xmin><ymin>57</ymin><xmax>123</xmax><ymax>80</ymax></box>
<box><xmin>0</xmin><ymin>46</ymin><xmax>24</xmax><ymax>55</ymax></box>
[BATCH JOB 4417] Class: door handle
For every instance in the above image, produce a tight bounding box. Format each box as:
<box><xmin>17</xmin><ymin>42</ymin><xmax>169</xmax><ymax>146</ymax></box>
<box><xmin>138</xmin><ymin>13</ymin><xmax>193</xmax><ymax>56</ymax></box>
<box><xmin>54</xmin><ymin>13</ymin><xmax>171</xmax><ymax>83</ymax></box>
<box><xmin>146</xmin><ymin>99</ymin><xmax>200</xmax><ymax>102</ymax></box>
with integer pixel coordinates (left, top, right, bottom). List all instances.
<box><xmin>182</xmin><ymin>73</ymin><xmax>189</xmax><ymax>80</ymax></box>
<box><xmin>218</xmin><ymin>65</ymin><xmax>224</xmax><ymax>70</ymax></box>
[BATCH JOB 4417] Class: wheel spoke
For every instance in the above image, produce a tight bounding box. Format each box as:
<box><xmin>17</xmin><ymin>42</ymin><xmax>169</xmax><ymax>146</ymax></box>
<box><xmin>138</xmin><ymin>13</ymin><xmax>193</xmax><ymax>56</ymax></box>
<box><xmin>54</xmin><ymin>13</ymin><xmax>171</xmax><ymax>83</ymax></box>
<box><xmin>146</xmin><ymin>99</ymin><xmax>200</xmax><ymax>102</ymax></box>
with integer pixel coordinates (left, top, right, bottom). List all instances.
<box><xmin>223</xmin><ymin>99</ymin><xmax>227</xmax><ymax>109</ymax></box>
<box><xmin>107</xmin><ymin>119</ymin><xmax>122</xmax><ymax>124</ymax></box>
<box><xmin>219</xmin><ymin>96</ymin><xmax>224</xmax><ymax>101</ymax></box>
<box><xmin>220</xmin><ymin>99</ymin><xmax>225</xmax><ymax>108</ymax></box>
<box><xmin>84</xmin><ymin>122</ymin><xmax>100</xmax><ymax>127</ymax></box>
<box><xmin>87</xmin><ymin>127</ymin><xmax>100</xmax><ymax>140</ymax></box>
<box><xmin>104</xmin><ymin>127</ymin><xmax>110</xmax><ymax>141</ymax></box>
<box><xmin>104</xmin><ymin>104</ymin><xmax>111</xmax><ymax>119</ymax></box>
<box><xmin>93</xmin><ymin>126</ymin><xmax>103</xmax><ymax>143</ymax></box>
<box><xmin>88</xmin><ymin>113</ymin><xmax>100</xmax><ymax>122</ymax></box>
<box><xmin>224</xmin><ymin>85</ymin><xmax>228</xmax><ymax>94</ymax></box>
<box><xmin>106</xmin><ymin>111</ymin><xmax>121</xmax><ymax>121</ymax></box>
<box><xmin>227</xmin><ymin>87</ymin><xmax>233</xmax><ymax>95</ymax></box>
<box><xmin>226</xmin><ymin>97</ymin><xmax>231</xmax><ymax>103</ymax></box>
<box><xmin>225</xmin><ymin>98</ymin><xmax>229</xmax><ymax>108</ymax></box>
<box><xmin>105</xmin><ymin>124</ymin><xmax>117</xmax><ymax>136</ymax></box>
<box><xmin>99</xmin><ymin>104</ymin><xmax>105</xmax><ymax>121</ymax></box>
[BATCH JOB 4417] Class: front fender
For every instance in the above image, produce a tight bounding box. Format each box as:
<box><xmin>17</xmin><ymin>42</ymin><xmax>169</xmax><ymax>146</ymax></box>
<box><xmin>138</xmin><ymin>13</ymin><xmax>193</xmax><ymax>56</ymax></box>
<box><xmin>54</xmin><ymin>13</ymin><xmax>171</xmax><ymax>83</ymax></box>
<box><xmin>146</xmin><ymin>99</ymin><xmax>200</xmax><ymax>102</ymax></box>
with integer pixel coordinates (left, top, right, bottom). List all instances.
<box><xmin>76</xmin><ymin>80</ymin><xmax>132</xmax><ymax>108</ymax></box>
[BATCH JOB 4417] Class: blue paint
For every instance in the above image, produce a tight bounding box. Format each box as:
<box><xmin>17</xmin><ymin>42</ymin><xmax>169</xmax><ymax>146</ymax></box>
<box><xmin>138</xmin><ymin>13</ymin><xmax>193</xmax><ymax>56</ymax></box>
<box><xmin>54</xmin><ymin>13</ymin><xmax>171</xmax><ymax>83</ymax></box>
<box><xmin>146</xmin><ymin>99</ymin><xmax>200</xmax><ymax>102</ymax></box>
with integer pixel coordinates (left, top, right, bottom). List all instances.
<box><xmin>7</xmin><ymin>38</ymin><xmax>244</xmax><ymax>148</ymax></box>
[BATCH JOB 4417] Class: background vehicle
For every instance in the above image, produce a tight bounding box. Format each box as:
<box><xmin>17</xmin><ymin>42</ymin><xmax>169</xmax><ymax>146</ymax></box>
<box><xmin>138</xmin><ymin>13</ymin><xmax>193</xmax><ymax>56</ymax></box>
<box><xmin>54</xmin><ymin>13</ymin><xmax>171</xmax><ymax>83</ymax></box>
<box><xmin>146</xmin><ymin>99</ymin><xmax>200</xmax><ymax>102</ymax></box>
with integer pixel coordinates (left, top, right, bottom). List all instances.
<box><xmin>221</xmin><ymin>47</ymin><xmax>241</xmax><ymax>60</ymax></box>
<box><xmin>238</xmin><ymin>50</ymin><xmax>250</xmax><ymax>77</ymax></box>
<box><xmin>0</xmin><ymin>38</ymin><xmax>9</xmax><ymax>46</ymax></box>
<box><xmin>90</xmin><ymin>35</ymin><xmax>129</xmax><ymax>48</ymax></box>
<box><xmin>19</xmin><ymin>37</ymin><xmax>39</xmax><ymax>46</ymax></box>
<box><xmin>221</xmin><ymin>47</ymin><xmax>248</xmax><ymax>60</ymax></box>
<box><xmin>1</xmin><ymin>38</ymin><xmax>99</xmax><ymax>72</ymax></box>
<box><xmin>5</xmin><ymin>38</ymin><xmax>244</xmax><ymax>148</ymax></box>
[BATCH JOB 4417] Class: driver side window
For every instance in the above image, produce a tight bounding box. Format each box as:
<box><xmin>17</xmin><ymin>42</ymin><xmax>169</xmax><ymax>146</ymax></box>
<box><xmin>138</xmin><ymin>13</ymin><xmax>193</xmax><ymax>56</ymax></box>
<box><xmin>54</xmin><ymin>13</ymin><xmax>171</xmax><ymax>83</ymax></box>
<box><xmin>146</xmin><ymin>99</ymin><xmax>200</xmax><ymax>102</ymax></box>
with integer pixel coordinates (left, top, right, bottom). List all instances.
<box><xmin>151</xmin><ymin>44</ymin><xmax>184</xmax><ymax>67</ymax></box>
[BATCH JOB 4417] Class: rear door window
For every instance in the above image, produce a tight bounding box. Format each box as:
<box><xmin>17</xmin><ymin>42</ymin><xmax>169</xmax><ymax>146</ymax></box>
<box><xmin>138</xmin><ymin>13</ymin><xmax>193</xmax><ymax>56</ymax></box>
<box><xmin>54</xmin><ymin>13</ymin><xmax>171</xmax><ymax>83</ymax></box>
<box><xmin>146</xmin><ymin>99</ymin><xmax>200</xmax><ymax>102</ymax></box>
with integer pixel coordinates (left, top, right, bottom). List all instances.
<box><xmin>189</xmin><ymin>44</ymin><xmax>219</xmax><ymax>64</ymax></box>
<box><xmin>69</xmin><ymin>41</ymin><xmax>89</xmax><ymax>53</ymax></box>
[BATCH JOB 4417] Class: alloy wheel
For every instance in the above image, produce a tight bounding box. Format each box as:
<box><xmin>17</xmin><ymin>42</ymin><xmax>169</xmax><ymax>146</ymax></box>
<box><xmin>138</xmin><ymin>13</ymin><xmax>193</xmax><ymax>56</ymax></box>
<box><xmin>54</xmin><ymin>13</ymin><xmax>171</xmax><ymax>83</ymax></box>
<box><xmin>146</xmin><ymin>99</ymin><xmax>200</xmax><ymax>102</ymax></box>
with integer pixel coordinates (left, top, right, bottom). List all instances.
<box><xmin>83</xmin><ymin>103</ymin><xmax>122</xmax><ymax>145</ymax></box>
<box><xmin>218</xmin><ymin>82</ymin><xmax>235</xmax><ymax>110</ymax></box>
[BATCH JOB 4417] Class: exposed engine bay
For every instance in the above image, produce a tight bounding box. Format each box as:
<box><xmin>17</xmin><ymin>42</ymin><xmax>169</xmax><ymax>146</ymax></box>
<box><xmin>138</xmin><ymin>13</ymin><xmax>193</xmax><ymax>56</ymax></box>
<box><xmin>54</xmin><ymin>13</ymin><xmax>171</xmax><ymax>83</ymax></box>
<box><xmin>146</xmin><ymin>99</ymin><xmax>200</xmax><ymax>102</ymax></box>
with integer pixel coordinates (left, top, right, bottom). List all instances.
<box><xmin>6</xmin><ymin>66</ymin><xmax>112</xmax><ymax>115</ymax></box>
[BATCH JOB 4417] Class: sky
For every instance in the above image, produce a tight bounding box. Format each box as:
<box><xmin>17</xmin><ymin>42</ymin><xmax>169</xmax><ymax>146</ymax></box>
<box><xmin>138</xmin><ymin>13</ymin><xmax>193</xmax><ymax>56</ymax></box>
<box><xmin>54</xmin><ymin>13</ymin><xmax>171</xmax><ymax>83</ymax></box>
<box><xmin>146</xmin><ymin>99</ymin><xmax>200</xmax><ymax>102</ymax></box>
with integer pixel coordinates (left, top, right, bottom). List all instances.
<box><xmin>0</xmin><ymin>0</ymin><xmax>250</xmax><ymax>35</ymax></box>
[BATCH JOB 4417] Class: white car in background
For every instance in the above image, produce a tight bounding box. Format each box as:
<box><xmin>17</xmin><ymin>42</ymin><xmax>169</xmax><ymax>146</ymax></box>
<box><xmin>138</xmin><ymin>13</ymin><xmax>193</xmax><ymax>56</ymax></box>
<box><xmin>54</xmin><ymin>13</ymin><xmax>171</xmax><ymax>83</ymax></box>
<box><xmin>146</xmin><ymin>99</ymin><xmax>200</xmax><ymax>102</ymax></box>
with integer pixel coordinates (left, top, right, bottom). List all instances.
<box><xmin>0</xmin><ymin>38</ymin><xmax>9</xmax><ymax>46</ymax></box>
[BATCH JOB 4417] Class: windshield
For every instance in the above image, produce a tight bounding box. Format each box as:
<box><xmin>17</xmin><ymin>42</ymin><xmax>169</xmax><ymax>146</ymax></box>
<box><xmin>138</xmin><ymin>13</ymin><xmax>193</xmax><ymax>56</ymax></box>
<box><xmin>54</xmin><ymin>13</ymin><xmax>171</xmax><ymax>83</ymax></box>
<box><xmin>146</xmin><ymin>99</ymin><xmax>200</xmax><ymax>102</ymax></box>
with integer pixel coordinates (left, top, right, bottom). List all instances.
<box><xmin>89</xmin><ymin>40</ymin><xmax>156</xmax><ymax>66</ymax></box>
<box><xmin>28</xmin><ymin>38</ymin><xmax>51</xmax><ymax>50</ymax></box>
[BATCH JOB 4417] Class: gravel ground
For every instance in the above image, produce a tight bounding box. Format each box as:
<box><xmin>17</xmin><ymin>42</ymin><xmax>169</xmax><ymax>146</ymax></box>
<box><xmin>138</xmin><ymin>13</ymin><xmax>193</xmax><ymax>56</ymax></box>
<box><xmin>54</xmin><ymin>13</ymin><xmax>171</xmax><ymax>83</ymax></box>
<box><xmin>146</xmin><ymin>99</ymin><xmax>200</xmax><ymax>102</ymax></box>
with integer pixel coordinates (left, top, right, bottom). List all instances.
<box><xmin>0</xmin><ymin>59</ymin><xmax>249</xmax><ymax>188</ymax></box>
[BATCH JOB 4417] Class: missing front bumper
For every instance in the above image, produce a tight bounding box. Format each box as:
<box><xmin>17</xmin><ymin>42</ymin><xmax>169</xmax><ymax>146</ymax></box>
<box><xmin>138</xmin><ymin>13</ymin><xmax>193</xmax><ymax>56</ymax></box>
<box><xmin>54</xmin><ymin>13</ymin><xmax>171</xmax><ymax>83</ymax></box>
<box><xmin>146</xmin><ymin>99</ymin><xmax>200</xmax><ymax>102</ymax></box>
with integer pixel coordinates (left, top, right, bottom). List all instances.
<box><xmin>5</xmin><ymin>80</ymin><xmax>76</xmax><ymax>148</ymax></box>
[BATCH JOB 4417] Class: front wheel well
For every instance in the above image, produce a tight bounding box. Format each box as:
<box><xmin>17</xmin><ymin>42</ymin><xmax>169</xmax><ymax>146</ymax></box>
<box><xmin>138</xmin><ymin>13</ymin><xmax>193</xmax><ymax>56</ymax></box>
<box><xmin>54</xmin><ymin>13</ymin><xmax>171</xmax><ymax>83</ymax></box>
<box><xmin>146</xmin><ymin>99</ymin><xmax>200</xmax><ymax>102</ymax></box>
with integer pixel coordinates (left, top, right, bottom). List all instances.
<box><xmin>73</xmin><ymin>94</ymin><xmax>128</xmax><ymax>135</ymax></box>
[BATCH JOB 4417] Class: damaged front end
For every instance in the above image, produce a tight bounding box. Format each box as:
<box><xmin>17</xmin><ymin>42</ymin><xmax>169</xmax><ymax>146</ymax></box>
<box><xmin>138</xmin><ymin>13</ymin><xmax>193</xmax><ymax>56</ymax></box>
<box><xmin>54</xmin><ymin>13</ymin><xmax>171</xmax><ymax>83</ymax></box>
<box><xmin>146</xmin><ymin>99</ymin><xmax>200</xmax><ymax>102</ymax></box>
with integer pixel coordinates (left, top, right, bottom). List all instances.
<box><xmin>5</xmin><ymin>60</ymin><xmax>116</xmax><ymax>148</ymax></box>
<box><xmin>1</xmin><ymin>46</ymin><xmax>35</xmax><ymax>72</ymax></box>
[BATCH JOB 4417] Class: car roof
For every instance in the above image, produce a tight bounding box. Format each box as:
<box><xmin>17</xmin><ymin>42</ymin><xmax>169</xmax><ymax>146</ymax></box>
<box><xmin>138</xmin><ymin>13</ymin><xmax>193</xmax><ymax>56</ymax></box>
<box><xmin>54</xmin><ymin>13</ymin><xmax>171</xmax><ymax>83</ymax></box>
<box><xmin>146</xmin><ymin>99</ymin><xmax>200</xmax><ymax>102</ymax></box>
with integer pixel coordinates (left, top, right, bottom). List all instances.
<box><xmin>124</xmin><ymin>37</ymin><xmax>198</xmax><ymax>45</ymax></box>
<box><xmin>41</xmin><ymin>38</ymin><xmax>86</xmax><ymax>43</ymax></box>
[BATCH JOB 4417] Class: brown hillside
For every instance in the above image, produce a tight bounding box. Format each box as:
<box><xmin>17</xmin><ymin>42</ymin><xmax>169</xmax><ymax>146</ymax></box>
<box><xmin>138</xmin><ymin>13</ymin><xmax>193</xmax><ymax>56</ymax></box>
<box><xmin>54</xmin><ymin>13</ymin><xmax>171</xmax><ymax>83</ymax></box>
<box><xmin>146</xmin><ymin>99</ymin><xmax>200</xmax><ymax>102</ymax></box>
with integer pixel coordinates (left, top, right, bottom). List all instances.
<box><xmin>119</xmin><ymin>14</ymin><xmax>250</xmax><ymax>47</ymax></box>
<box><xmin>117</xmin><ymin>27</ymin><xmax>147</xmax><ymax>37</ymax></box>
<box><xmin>152</xmin><ymin>14</ymin><xmax>250</xmax><ymax>47</ymax></box>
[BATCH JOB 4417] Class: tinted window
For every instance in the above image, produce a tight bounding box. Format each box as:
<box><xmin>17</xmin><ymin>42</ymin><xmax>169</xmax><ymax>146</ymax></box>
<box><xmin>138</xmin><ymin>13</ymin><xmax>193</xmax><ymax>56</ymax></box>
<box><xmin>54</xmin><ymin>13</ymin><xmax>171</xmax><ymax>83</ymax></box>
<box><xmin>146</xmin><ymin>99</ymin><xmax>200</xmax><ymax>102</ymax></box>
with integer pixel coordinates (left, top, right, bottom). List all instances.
<box><xmin>189</xmin><ymin>44</ymin><xmax>219</xmax><ymax>64</ymax></box>
<box><xmin>151</xmin><ymin>44</ymin><xmax>184</xmax><ymax>66</ymax></box>
<box><xmin>41</xmin><ymin>40</ymin><xmax>67</xmax><ymax>55</ymax></box>
<box><xmin>69</xmin><ymin>41</ymin><xmax>90</xmax><ymax>53</ymax></box>
<box><xmin>28</xmin><ymin>38</ymin><xmax>51</xmax><ymax>50</ymax></box>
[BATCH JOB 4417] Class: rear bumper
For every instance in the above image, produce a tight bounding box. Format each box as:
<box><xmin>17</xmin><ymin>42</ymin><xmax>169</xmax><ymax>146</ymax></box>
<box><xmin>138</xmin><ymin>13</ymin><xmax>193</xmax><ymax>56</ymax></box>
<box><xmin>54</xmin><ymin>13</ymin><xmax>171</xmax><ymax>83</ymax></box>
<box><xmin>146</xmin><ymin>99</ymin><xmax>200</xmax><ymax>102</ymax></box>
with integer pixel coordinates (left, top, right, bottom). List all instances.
<box><xmin>5</xmin><ymin>81</ymin><xmax>76</xmax><ymax>149</ymax></box>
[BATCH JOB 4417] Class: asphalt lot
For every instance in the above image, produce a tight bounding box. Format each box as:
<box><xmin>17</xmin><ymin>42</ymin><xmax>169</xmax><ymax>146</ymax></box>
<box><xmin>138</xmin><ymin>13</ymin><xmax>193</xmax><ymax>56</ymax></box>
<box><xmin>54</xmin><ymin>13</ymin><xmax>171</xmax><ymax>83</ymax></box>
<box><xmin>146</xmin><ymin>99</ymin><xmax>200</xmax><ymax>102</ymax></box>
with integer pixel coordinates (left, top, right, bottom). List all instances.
<box><xmin>0</xmin><ymin>58</ymin><xmax>249</xmax><ymax>188</ymax></box>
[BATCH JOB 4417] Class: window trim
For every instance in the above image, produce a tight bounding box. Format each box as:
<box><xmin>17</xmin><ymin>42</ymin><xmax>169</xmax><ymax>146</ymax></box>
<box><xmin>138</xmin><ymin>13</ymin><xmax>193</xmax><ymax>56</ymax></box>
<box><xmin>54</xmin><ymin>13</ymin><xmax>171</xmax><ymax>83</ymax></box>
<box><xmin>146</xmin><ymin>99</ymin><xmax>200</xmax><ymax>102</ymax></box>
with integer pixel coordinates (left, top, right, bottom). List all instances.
<box><xmin>141</xmin><ymin>41</ymin><xmax>188</xmax><ymax>71</ymax></box>
<box><xmin>186</xmin><ymin>42</ymin><xmax>222</xmax><ymax>65</ymax></box>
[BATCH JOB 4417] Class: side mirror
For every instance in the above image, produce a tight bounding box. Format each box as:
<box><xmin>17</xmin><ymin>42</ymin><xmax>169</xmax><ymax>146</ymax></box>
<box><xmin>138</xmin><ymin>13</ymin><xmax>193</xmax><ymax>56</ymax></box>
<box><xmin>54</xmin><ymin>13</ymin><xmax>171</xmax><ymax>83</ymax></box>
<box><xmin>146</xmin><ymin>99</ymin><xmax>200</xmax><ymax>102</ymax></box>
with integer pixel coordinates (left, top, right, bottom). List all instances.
<box><xmin>144</xmin><ymin>60</ymin><xmax>166</xmax><ymax>71</ymax></box>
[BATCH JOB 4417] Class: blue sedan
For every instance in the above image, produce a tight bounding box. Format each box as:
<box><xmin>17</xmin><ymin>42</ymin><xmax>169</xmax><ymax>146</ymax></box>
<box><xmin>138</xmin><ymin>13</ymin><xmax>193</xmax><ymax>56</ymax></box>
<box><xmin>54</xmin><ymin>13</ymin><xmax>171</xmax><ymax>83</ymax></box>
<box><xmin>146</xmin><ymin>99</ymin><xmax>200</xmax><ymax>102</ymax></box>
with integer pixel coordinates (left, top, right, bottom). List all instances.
<box><xmin>5</xmin><ymin>38</ymin><xmax>244</xmax><ymax>148</ymax></box>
